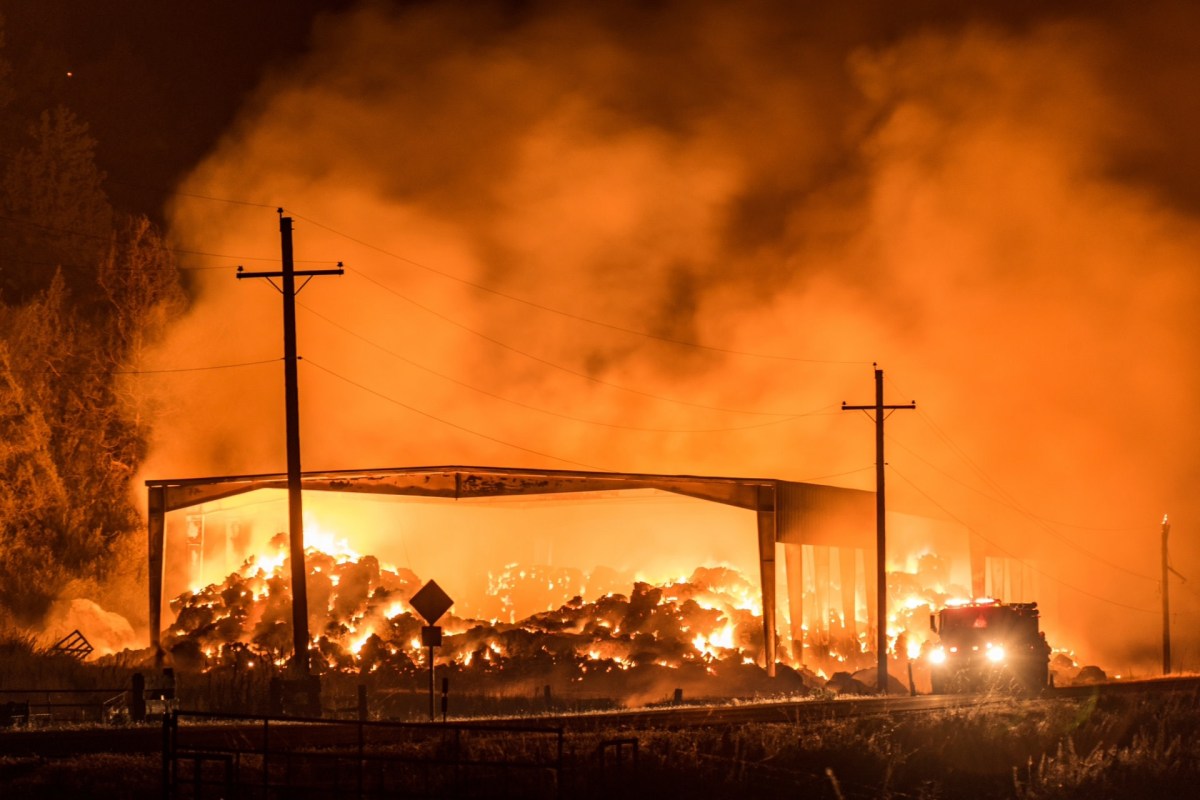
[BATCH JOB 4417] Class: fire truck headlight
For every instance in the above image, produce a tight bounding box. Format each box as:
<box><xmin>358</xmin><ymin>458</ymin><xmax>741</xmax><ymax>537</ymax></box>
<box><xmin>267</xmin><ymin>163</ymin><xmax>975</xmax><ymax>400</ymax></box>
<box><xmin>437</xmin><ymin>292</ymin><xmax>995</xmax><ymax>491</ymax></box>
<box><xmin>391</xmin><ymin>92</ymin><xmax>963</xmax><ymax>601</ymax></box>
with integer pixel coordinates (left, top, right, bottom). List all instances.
<box><xmin>986</xmin><ymin>645</ymin><xmax>1005</xmax><ymax>663</ymax></box>
<box><xmin>929</xmin><ymin>647</ymin><xmax>947</xmax><ymax>665</ymax></box>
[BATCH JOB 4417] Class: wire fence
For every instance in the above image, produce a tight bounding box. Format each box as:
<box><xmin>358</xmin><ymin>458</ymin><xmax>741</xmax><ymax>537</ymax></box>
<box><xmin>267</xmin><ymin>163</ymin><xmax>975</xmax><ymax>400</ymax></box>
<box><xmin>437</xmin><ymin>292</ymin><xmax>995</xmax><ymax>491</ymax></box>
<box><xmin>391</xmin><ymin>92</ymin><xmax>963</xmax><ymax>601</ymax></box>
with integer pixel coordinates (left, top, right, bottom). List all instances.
<box><xmin>164</xmin><ymin>710</ymin><xmax>564</xmax><ymax>800</ymax></box>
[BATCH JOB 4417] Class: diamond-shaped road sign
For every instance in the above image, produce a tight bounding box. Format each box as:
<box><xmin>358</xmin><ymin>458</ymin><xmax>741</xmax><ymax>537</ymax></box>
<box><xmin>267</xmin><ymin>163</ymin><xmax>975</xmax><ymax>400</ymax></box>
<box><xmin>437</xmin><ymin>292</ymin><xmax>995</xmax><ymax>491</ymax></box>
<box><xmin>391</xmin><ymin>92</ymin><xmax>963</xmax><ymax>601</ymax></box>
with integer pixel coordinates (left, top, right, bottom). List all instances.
<box><xmin>409</xmin><ymin>580</ymin><xmax>454</xmax><ymax>625</ymax></box>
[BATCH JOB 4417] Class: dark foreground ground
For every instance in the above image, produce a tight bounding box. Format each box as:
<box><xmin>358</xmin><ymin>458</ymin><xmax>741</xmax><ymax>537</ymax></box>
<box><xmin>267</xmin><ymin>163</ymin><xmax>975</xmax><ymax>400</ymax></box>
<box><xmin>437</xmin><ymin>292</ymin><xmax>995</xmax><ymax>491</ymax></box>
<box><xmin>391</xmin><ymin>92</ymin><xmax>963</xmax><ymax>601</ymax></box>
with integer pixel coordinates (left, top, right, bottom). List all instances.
<box><xmin>2</xmin><ymin>687</ymin><xmax>1198</xmax><ymax>799</ymax></box>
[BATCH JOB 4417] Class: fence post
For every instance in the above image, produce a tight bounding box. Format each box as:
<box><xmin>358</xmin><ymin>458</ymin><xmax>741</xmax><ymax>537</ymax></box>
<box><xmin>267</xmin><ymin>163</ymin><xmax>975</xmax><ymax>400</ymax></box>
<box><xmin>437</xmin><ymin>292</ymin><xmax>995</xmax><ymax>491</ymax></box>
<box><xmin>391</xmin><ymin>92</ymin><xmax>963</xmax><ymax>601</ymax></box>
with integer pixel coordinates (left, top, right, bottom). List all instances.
<box><xmin>556</xmin><ymin>728</ymin><xmax>565</xmax><ymax>800</ymax></box>
<box><xmin>131</xmin><ymin>673</ymin><xmax>147</xmax><ymax>722</ymax></box>
<box><xmin>357</xmin><ymin>706</ymin><xmax>365</xmax><ymax>798</ymax></box>
<box><xmin>161</xmin><ymin>712</ymin><xmax>174</xmax><ymax>800</ymax></box>
<box><xmin>262</xmin><ymin>717</ymin><xmax>271</xmax><ymax>793</ymax></box>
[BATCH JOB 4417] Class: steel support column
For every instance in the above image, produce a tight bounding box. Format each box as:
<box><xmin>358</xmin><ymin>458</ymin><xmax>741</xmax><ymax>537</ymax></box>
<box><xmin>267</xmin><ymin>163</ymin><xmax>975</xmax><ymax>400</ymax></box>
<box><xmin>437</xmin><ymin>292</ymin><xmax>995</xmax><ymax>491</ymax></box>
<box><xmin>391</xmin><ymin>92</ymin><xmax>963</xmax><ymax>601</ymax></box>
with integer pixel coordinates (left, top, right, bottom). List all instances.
<box><xmin>839</xmin><ymin>547</ymin><xmax>858</xmax><ymax>640</ymax></box>
<box><xmin>757</xmin><ymin>485</ymin><xmax>777</xmax><ymax>677</ymax></box>
<box><xmin>148</xmin><ymin>485</ymin><xmax>166</xmax><ymax>665</ymax></box>
<box><xmin>784</xmin><ymin>543</ymin><xmax>804</xmax><ymax>663</ymax></box>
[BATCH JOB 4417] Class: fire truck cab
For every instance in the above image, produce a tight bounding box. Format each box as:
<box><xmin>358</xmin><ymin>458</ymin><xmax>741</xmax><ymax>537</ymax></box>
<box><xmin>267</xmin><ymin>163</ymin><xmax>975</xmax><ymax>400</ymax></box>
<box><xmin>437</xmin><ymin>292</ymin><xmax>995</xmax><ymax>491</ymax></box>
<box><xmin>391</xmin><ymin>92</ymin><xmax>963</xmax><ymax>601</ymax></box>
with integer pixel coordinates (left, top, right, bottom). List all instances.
<box><xmin>926</xmin><ymin>599</ymin><xmax>1050</xmax><ymax>694</ymax></box>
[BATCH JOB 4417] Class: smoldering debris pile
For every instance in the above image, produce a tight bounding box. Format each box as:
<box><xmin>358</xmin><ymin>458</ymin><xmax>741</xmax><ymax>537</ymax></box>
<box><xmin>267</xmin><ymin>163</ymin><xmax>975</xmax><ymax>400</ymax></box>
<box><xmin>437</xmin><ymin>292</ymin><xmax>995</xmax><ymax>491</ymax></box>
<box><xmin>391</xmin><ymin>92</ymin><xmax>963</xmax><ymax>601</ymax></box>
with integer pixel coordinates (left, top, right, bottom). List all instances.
<box><xmin>161</xmin><ymin>543</ymin><xmax>820</xmax><ymax>700</ymax></box>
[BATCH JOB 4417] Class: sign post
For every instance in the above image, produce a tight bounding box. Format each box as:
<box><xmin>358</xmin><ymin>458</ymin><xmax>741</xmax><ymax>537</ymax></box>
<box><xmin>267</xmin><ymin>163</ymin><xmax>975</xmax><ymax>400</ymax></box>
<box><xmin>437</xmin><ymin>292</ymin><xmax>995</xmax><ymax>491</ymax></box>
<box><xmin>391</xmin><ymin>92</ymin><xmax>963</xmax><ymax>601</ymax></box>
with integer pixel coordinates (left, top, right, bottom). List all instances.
<box><xmin>409</xmin><ymin>580</ymin><xmax>454</xmax><ymax>722</ymax></box>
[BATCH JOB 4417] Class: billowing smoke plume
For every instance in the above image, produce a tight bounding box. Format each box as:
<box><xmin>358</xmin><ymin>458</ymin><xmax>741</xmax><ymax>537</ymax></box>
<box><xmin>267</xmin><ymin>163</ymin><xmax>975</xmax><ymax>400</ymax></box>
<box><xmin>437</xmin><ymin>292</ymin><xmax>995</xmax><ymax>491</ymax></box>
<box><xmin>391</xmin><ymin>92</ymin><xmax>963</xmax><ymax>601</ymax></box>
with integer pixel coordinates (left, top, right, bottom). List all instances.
<box><xmin>142</xmin><ymin>1</ymin><xmax>1200</xmax><ymax>671</ymax></box>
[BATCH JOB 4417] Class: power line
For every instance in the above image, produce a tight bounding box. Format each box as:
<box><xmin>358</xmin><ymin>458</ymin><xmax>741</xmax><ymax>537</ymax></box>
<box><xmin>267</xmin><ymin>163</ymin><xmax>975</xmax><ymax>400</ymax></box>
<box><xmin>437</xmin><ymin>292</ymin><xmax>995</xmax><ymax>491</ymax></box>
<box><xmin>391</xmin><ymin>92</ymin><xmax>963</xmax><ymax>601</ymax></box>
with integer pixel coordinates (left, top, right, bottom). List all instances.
<box><xmin>884</xmin><ymin>432</ymin><xmax>1158</xmax><ymax>583</ymax></box>
<box><xmin>881</xmin><ymin>375</ymin><xmax>1154</xmax><ymax>578</ymax></box>
<box><xmin>0</xmin><ymin>212</ymin><xmax>329</xmax><ymax>264</ymax></box>
<box><xmin>889</xmin><ymin>465</ymin><xmax>1157</xmax><ymax>615</ymax></box>
<box><xmin>794</xmin><ymin>465</ymin><xmax>876</xmax><ymax>483</ymax></box>
<box><xmin>0</xmin><ymin>149</ymin><xmax>279</xmax><ymax>211</ymax></box>
<box><xmin>343</xmin><ymin>266</ymin><xmax>806</xmax><ymax>418</ymax></box>
<box><xmin>301</xmin><ymin>357</ymin><xmax>607</xmax><ymax>471</ymax></box>
<box><xmin>176</xmin><ymin>246</ymin><xmax>327</xmax><ymax>265</ymax></box>
<box><xmin>884</xmin><ymin>376</ymin><xmax>1146</xmax><ymax>533</ymax></box>
<box><xmin>297</xmin><ymin>300</ymin><xmax>840</xmax><ymax>433</ymax></box>
<box><xmin>916</xmin><ymin>406</ymin><xmax>1144</xmax><ymax>531</ymax></box>
<box><xmin>5</xmin><ymin>357</ymin><xmax>280</xmax><ymax>376</ymax></box>
<box><xmin>149</xmin><ymin>187</ymin><xmax>279</xmax><ymax>211</ymax></box>
<box><xmin>285</xmin><ymin>209</ymin><xmax>870</xmax><ymax>366</ymax></box>
<box><xmin>0</xmin><ymin>253</ymin><xmax>230</xmax><ymax>273</ymax></box>
<box><xmin>3</xmin><ymin>189</ymin><xmax>861</xmax><ymax>410</ymax></box>
<box><xmin>5</xmin><ymin>203</ymin><xmax>848</xmax><ymax>417</ymax></box>
<box><xmin>117</xmin><ymin>358</ymin><xmax>281</xmax><ymax>375</ymax></box>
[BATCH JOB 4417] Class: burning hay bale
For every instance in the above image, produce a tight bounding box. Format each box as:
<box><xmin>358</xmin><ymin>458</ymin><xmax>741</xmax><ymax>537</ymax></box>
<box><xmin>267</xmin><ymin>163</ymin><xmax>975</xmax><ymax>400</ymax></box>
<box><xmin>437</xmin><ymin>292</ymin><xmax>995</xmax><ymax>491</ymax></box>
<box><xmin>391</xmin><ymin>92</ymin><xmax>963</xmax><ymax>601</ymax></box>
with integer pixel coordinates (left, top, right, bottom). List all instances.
<box><xmin>1073</xmin><ymin>665</ymin><xmax>1107</xmax><ymax>685</ymax></box>
<box><xmin>825</xmin><ymin>671</ymin><xmax>873</xmax><ymax>696</ymax></box>
<box><xmin>156</xmin><ymin>535</ymin><xmax>1106</xmax><ymax>709</ymax></box>
<box><xmin>161</xmin><ymin>541</ymin><xmax>806</xmax><ymax>701</ymax></box>
<box><xmin>849</xmin><ymin>666</ymin><xmax>908</xmax><ymax>695</ymax></box>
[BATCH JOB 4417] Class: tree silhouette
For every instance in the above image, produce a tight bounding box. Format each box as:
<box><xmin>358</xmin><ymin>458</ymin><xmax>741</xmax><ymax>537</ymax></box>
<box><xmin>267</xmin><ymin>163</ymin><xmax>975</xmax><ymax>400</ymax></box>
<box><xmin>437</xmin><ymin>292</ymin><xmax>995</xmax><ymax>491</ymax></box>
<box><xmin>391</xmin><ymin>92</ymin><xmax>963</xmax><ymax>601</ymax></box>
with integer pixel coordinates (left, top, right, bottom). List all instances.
<box><xmin>0</xmin><ymin>21</ymin><xmax>186</xmax><ymax>623</ymax></box>
<box><xmin>1</xmin><ymin>106</ymin><xmax>112</xmax><ymax>302</ymax></box>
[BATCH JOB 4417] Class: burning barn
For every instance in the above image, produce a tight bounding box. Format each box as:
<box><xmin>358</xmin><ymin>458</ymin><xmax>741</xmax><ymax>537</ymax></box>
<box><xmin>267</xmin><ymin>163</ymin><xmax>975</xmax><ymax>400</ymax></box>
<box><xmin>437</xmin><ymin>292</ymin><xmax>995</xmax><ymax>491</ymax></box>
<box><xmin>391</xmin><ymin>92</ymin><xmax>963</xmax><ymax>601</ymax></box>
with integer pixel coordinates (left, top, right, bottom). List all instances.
<box><xmin>146</xmin><ymin>465</ymin><xmax>1043</xmax><ymax>692</ymax></box>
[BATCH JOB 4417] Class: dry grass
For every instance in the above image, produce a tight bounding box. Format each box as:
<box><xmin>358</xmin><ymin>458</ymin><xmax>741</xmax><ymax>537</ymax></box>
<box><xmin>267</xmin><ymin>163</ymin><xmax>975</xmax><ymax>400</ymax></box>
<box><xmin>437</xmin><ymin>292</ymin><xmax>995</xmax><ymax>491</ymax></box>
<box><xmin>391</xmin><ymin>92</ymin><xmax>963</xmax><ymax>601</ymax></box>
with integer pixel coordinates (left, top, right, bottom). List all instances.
<box><xmin>563</xmin><ymin>691</ymin><xmax>1200</xmax><ymax>799</ymax></box>
<box><xmin>2</xmin><ymin>697</ymin><xmax>1196</xmax><ymax>799</ymax></box>
<box><xmin>3</xmin><ymin>642</ymin><xmax>1199</xmax><ymax>799</ymax></box>
<box><xmin>0</xmin><ymin>754</ymin><xmax>159</xmax><ymax>799</ymax></box>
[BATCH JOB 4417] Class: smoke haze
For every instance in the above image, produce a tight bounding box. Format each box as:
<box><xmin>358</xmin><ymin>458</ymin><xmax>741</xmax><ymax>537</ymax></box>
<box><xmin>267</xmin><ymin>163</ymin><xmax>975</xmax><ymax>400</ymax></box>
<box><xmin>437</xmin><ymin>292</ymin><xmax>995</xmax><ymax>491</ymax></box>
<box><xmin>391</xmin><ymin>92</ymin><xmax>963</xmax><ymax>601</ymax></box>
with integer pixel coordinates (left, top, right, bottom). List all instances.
<box><xmin>142</xmin><ymin>0</ymin><xmax>1200</xmax><ymax>670</ymax></box>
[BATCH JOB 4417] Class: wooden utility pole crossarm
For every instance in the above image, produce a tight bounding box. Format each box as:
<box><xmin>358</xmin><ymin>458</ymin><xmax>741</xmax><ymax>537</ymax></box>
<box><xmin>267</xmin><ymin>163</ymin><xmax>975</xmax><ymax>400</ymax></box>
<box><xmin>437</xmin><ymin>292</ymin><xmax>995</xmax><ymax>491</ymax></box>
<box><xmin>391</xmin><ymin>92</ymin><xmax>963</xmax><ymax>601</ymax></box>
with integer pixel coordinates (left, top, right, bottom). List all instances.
<box><xmin>842</xmin><ymin>365</ymin><xmax>915</xmax><ymax>694</ymax></box>
<box><xmin>237</xmin><ymin>211</ymin><xmax>343</xmax><ymax>678</ymax></box>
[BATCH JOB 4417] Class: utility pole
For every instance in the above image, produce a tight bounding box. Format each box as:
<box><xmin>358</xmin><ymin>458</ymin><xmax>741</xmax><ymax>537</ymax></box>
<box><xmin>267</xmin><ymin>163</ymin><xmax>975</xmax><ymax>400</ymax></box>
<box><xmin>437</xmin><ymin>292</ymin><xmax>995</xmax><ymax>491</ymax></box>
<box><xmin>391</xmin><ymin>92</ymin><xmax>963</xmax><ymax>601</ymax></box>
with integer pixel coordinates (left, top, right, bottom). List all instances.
<box><xmin>842</xmin><ymin>365</ymin><xmax>915</xmax><ymax>694</ymax></box>
<box><xmin>1162</xmin><ymin>514</ymin><xmax>1171</xmax><ymax>675</ymax></box>
<box><xmin>238</xmin><ymin>211</ymin><xmax>342</xmax><ymax>679</ymax></box>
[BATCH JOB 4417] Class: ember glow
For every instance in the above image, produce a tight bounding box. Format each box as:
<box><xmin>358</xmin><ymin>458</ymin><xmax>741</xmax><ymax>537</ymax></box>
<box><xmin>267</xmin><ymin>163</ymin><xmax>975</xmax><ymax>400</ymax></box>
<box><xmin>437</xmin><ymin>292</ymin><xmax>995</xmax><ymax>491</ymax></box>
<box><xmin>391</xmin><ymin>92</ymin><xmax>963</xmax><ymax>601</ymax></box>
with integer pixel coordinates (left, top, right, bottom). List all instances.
<box><xmin>164</xmin><ymin>536</ymin><xmax>774</xmax><ymax>687</ymax></box>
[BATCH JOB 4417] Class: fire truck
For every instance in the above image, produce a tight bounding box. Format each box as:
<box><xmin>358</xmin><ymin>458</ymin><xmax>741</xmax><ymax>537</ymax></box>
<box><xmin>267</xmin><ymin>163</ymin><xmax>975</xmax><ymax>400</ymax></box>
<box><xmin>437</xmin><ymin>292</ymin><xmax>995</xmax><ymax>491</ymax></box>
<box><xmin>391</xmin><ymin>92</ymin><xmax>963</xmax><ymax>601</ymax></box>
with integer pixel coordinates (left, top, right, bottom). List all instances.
<box><xmin>926</xmin><ymin>599</ymin><xmax>1050</xmax><ymax>694</ymax></box>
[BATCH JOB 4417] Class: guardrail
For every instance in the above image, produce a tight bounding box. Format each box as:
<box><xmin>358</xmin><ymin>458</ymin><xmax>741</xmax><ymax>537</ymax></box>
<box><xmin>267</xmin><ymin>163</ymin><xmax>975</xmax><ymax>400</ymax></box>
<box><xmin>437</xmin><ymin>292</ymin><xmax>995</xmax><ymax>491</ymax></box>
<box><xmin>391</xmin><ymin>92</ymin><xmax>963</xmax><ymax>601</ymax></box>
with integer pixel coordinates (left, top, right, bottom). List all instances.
<box><xmin>164</xmin><ymin>710</ymin><xmax>564</xmax><ymax>799</ymax></box>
